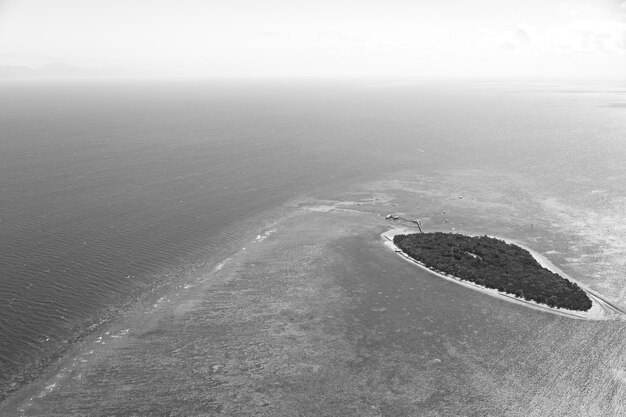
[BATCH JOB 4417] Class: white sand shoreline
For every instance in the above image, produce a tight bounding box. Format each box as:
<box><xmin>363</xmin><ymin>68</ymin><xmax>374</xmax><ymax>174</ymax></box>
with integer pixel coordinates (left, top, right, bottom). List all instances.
<box><xmin>382</xmin><ymin>227</ymin><xmax>625</xmax><ymax>321</ymax></box>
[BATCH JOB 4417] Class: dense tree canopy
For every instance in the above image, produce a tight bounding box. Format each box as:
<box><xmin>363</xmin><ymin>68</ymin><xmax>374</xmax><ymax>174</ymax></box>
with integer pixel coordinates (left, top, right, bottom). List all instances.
<box><xmin>393</xmin><ymin>232</ymin><xmax>592</xmax><ymax>311</ymax></box>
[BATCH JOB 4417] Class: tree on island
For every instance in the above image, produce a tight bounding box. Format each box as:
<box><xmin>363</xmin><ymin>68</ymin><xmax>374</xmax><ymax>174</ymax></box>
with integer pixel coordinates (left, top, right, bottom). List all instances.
<box><xmin>393</xmin><ymin>232</ymin><xmax>592</xmax><ymax>311</ymax></box>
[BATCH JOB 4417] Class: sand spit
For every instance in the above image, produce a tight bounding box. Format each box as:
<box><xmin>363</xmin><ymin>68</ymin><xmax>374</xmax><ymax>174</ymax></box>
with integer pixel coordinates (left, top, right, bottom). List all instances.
<box><xmin>382</xmin><ymin>228</ymin><xmax>626</xmax><ymax>321</ymax></box>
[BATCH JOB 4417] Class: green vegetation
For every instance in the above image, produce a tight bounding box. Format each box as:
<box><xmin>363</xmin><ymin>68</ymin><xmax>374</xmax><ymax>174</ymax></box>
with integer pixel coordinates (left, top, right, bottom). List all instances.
<box><xmin>393</xmin><ymin>232</ymin><xmax>592</xmax><ymax>311</ymax></box>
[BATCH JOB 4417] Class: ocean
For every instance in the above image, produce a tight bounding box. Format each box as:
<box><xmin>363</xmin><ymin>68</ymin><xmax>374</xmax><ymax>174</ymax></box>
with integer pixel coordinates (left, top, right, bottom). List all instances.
<box><xmin>0</xmin><ymin>80</ymin><xmax>406</xmax><ymax>392</ymax></box>
<box><xmin>1</xmin><ymin>79</ymin><xmax>625</xmax><ymax>414</ymax></box>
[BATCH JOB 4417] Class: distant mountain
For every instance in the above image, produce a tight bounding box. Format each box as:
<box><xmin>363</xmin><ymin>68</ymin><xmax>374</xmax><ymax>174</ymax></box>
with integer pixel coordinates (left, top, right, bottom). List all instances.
<box><xmin>0</xmin><ymin>65</ymin><xmax>36</xmax><ymax>77</ymax></box>
<box><xmin>0</xmin><ymin>63</ymin><xmax>125</xmax><ymax>79</ymax></box>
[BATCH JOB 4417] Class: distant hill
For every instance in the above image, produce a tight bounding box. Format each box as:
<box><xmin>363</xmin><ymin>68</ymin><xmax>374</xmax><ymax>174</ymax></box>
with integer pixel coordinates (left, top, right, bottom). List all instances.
<box><xmin>0</xmin><ymin>63</ymin><xmax>124</xmax><ymax>79</ymax></box>
<box><xmin>0</xmin><ymin>65</ymin><xmax>36</xmax><ymax>77</ymax></box>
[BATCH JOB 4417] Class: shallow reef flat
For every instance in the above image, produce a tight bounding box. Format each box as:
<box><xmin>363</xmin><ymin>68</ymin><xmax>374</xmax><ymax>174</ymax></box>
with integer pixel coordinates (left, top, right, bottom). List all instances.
<box><xmin>5</xmin><ymin>169</ymin><xmax>626</xmax><ymax>416</ymax></box>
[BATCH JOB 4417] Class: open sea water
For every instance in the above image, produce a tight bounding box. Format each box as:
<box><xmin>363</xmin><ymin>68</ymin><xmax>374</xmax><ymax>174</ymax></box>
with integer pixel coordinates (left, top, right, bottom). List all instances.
<box><xmin>1</xmin><ymin>79</ymin><xmax>625</xmax><ymax>407</ymax></box>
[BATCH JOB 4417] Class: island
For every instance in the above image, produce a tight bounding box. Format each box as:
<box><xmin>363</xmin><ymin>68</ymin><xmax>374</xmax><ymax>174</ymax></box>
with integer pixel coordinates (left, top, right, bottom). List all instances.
<box><xmin>393</xmin><ymin>232</ymin><xmax>592</xmax><ymax>311</ymax></box>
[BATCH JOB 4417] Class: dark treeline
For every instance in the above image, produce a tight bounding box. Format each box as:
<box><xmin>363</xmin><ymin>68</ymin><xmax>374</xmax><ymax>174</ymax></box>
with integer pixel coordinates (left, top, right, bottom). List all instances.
<box><xmin>393</xmin><ymin>232</ymin><xmax>592</xmax><ymax>311</ymax></box>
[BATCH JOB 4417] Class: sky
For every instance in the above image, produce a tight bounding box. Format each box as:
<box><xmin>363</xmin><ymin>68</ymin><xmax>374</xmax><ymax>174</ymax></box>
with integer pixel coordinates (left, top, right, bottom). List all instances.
<box><xmin>0</xmin><ymin>0</ymin><xmax>625</xmax><ymax>79</ymax></box>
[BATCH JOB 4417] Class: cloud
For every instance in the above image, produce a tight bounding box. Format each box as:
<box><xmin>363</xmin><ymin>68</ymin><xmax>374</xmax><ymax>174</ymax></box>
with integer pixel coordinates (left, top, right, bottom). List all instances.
<box><xmin>515</xmin><ymin>28</ymin><xmax>531</xmax><ymax>44</ymax></box>
<box><xmin>487</xmin><ymin>23</ymin><xmax>537</xmax><ymax>52</ymax></box>
<box><xmin>480</xmin><ymin>18</ymin><xmax>625</xmax><ymax>57</ymax></box>
<box><xmin>260</xmin><ymin>32</ymin><xmax>282</xmax><ymax>39</ymax></box>
<box><xmin>549</xmin><ymin>19</ymin><xmax>626</xmax><ymax>54</ymax></box>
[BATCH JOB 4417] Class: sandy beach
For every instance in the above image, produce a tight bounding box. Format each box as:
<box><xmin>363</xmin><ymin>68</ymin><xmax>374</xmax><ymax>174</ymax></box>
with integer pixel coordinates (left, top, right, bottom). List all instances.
<box><xmin>382</xmin><ymin>227</ymin><xmax>625</xmax><ymax>321</ymax></box>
